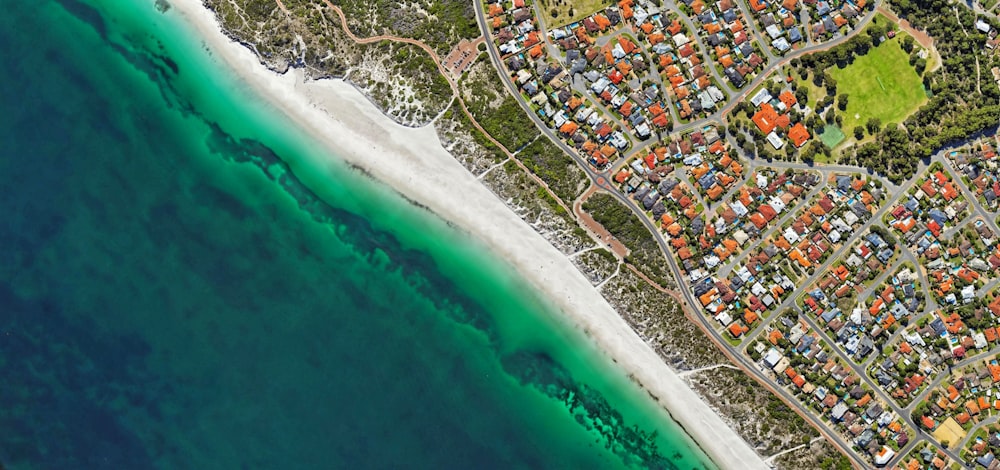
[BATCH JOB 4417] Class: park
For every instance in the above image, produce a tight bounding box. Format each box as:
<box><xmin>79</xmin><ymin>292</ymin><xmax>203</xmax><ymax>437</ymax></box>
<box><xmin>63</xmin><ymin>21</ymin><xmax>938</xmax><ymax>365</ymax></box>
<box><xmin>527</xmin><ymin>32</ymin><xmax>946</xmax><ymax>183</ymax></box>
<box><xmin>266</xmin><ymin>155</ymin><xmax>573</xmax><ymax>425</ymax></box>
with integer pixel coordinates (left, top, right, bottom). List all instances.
<box><xmin>829</xmin><ymin>20</ymin><xmax>928</xmax><ymax>136</ymax></box>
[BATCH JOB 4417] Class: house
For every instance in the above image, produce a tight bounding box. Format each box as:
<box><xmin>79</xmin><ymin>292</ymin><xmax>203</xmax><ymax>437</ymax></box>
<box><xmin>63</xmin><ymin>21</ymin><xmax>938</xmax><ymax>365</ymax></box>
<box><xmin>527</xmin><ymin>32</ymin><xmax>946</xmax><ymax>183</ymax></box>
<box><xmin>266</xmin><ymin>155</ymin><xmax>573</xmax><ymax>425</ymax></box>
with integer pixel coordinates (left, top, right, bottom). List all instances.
<box><xmin>874</xmin><ymin>446</ymin><xmax>895</xmax><ymax>467</ymax></box>
<box><xmin>788</xmin><ymin>123</ymin><xmax>810</xmax><ymax>147</ymax></box>
<box><xmin>788</xmin><ymin>27</ymin><xmax>803</xmax><ymax>43</ymax></box>
<box><xmin>977</xmin><ymin>19</ymin><xmax>992</xmax><ymax>34</ymax></box>
<box><xmin>752</xmin><ymin>103</ymin><xmax>779</xmax><ymax>134</ymax></box>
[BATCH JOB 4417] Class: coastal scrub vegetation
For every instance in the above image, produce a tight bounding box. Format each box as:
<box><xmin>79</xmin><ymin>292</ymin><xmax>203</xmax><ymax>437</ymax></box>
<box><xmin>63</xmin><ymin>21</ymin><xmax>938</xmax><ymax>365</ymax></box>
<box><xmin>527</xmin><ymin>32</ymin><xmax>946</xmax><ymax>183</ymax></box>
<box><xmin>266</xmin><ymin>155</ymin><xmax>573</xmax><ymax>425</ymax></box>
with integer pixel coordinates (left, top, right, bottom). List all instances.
<box><xmin>436</xmin><ymin>104</ymin><xmax>506</xmax><ymax>174</ymax></box>
<box><xmin>603</xmin><ymin>269</ymin><xmax>725</xmax><ymax>370</ymax></box>
<box><xmin>688</xmin><ymin>367</ymin><xmax>821</xmax><ymax>457</ymax></box>
<box><xmin>460</xmin><ymin>62</ymin><xmax>539</xmax><ymax>152</ymax></box>
<box><xmin>774</xmin><ymin>439</ymin><xmax>853</xmax><ymax>470</ymax></box>
<box><xmin>582</xmin><ymin>193</ymin><xmax>671</xmax><ymax>287</ymax></box>
<box><xmin>205</xmin><ymin>0</ymin><xmax>454</xmax><ymax>125</ymax></box>
<box><xmin>515</xmin><ymin>137</ymin><xmax>588</xmax><ymax>204</ymax></box>
<box><xmin>315</xmin><ymin>0</ymin><xmax>479</xmax><ymax>55</ymax></box>
<box><xmin>460</xmin><ymin>61</ymin><xmax>587</xmax><ymax>203</ymax></box>
<box><xmin>349</xmin><ymin>41</ymin><xmax>453</xmax><ymax>124</ymax></box>
<box><xmin>436</xmin><ymin>106</ymin><xmax>591</xmax><ymax>255</ymax></box>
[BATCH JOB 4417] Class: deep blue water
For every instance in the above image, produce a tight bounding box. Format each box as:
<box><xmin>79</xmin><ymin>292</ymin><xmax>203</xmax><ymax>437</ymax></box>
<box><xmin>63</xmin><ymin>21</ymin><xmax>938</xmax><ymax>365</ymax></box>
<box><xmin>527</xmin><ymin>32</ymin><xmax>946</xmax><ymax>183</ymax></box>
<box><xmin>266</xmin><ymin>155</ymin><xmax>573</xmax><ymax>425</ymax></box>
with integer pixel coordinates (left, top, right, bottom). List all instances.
<box><xmin>0</xmin><ymin>1</ymin><xmax>715</xmax><ymax>469</ymax></box>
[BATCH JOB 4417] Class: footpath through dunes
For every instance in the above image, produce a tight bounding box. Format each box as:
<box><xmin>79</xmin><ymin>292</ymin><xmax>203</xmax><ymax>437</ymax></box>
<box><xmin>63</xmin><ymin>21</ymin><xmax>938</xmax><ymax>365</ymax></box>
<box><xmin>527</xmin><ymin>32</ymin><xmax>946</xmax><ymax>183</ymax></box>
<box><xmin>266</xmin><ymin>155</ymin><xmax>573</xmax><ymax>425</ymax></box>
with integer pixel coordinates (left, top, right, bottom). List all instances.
<box><xmin>168</xmin><ymin>0</ymin><xmax>771</xmax><ymax>467</ymax></box>
<box><xmin>289</xmin><ymin>0</ymin><xmax>588</xmax><ymax>218</ymax></box>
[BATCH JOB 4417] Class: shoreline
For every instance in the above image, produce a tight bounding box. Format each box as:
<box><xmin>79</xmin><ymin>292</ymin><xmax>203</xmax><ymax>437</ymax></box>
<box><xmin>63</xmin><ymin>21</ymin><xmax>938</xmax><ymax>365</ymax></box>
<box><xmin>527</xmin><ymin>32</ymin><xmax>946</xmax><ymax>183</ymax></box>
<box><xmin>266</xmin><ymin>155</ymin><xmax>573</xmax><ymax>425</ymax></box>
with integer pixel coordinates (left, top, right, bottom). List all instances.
<box><xmin>170</xmin><ymin>1</ymin><xmax>769</xmax><ymax>468</ymax></box>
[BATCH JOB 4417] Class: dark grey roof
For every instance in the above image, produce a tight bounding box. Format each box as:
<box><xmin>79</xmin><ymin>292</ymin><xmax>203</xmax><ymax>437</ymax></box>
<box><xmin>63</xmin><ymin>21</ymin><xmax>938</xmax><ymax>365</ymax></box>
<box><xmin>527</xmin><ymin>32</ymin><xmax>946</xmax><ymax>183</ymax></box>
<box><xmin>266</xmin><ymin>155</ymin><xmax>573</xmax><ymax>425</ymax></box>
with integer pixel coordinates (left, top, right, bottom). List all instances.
<box><xmin>836</xmin><ymin>175</ymin><xmax>852</xmax><ymax>192</ymax></box>
<box><xmin>691</xmin><ymin>217</ymin><xmax>705</xmax><ymax>233</ymax></box>
<box><xmin>789</xmin><ymin>27</ymin><xmax>803</xmax><ymax>42</ymax></box>
<box><xmin>642</xmin><ymin>191</ymin><xmax>661</xmax><ymax>210</ymax></box>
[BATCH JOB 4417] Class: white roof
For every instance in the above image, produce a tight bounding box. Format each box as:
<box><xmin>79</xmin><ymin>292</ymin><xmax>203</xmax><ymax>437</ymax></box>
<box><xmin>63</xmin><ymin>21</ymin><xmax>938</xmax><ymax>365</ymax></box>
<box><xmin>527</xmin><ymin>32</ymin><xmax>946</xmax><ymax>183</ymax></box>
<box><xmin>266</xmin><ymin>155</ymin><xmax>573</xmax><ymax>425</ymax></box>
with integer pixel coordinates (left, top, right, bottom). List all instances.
<box><xmin>763</xmin><ymin>348</ymin><xmax>783</xmax><ymax>367</ymax></box>
<box><xmin>874</xmin><ymin>446</ymin><xmax>895</xmax><ymax>466</ymax></box>
<box><xmin>769</xmin><ymin>195</ymin><xmax>786</xmax><ymax>213</ymax></box>
<box><xmin>767</xmin><ymin>131</ymin><xmax>784</xmax><ymax>149</ymax></box>
<box><xmin>783</xmin><ymin>227</ymin><xmax>799</xmax><ymax>244</ymax></box>
<box><xmin>751</xmin><ymin>88</ymin><xmax>772</xmax><ymax>108</ymax></box>
<box><xmin>731</xmin><ymin>201</ymin><xmax>748</xmax><ymax>216</ymax></box>
<box><xmin>766</xmin><ymin>24</ymin><xmax>782</xmax><ymax>39</ymax></box>
<box><xmin>612</xmin><ymin>43</ymin><xmax>627</xmax><ymax>59</ymax></box>
<box><xmin>734</xmin><ymin>229</ymin><xmax>750</xmax><ymax>245</ymax></box>
<box><xmin>705</xmin><ymin>255</ymin><xmax>721</xmax><ymax>268</ymax></box>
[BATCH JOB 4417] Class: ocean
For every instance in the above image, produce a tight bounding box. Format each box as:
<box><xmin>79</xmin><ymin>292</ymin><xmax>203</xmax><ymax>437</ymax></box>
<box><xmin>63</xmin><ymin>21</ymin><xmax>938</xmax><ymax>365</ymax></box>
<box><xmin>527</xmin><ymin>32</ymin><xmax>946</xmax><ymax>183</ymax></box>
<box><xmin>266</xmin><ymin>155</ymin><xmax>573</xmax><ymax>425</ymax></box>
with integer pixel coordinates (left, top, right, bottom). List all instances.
<box><xmin>0</xmin><ymin>1</ymin><xmax>716</xmax><ymax>469</ymax></box>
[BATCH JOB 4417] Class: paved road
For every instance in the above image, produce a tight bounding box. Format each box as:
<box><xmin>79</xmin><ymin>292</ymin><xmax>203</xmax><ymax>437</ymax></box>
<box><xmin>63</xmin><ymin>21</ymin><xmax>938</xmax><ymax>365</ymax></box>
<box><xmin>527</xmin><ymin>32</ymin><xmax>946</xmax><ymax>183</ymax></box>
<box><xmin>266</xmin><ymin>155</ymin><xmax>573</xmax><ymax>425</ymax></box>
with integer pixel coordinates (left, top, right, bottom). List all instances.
<box><xmin>608</xmin><ymin>0</ymin><xmax>885</xmax><ymax>165</ymax></box>
<box><xmin>715</xmin><ymin>169</ymin><xmax>826</xmax><ymax>279</ymax></box>
<box><xmin>662</xmin><ymin>0</ymin><xmax>737</xmax><ymax>98</ymax></box>
<box><xmin>937</xmin><ymin>152</ymin><xmax>1000</xmax><ymax>236</ymax></box>
<box><xmin>742</xmin><ymin>165</ymin><xmax>922</xmax><ymax>346</ymax></box>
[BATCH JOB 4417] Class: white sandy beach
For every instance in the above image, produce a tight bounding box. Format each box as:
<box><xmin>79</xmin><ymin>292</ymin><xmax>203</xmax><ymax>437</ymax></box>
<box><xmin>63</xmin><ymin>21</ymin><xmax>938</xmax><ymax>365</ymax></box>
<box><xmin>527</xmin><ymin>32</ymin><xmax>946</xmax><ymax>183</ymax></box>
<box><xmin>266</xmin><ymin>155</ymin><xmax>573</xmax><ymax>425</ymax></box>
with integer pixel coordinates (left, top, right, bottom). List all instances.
<box><xmin>171</xmin><ymin>1</ymin><xmax>769</xmax><ymax>468</ymax></box>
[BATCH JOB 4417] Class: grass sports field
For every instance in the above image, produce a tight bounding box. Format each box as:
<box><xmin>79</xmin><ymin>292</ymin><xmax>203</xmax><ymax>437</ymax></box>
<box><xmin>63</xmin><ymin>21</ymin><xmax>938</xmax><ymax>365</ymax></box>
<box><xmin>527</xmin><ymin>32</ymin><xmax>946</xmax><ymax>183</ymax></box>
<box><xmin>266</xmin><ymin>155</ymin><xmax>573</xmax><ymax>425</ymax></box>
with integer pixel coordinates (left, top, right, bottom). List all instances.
<box><xmin>829</xmin><ymin>31</ymin><xmax>927</xmax><ymax>132</ymax></box>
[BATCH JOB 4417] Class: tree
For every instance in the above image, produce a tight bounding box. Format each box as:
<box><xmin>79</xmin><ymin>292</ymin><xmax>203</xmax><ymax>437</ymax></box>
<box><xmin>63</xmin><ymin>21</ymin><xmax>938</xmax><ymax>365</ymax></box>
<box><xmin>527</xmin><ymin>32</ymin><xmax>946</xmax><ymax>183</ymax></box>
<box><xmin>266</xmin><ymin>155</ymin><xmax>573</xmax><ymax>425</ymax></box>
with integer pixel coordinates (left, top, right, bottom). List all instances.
<box><xmin>853</xmin><ymin>126</ymin><xmax>865</xmax><ymax>140</ymax></box>
<box><xmin>808</xmin><ymin>114</ymin><xmax>823</xmax><ymax>129</ymax></box>
<box><xmin>868</xmin><ymin>23</ymin><xmax>885</xmax><ymax>45</ymax></box>
<box><xmin>785</xmin><ymin>144</ymin><xmax>797</xmax><ymax>159</ymax></box>
<box><xmin>769</xmin><ymin>81</ymin><xmax>783</xmax><ymax>97</ymax></box>
<box><xmin>795</xmin><ymin>86</ymin><xmax>809</xmax><ymax>105</ymax></box>
<box><xmin>837</xmin><ymin>94</ymin><xmax>849</xmax><ymax>111</ymax></box>
<box><xmin>824</xmin><ymin>73</ymin><xmax>837</xmax><ymax>90</ymax></box>
<box><xmin>866</xmin><ymin>117</ymin><xmax>882</xmax><ymax>135</ymax></box>
<box><xmin>901</xmin><ymin>35</ymin><xmax>915</xmax><ymax>53</ymax></box>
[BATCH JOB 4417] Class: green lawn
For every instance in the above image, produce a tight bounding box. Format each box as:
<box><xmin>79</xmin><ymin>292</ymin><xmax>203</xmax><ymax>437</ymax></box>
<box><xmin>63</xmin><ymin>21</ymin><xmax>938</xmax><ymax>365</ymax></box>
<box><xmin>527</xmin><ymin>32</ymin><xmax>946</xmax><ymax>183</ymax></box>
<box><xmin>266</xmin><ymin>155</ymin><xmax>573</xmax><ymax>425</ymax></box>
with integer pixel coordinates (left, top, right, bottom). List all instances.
<box><xmin>829</xmin><ymin>37</ymin><xmax>927</xmax><ymax>132</ymax></box>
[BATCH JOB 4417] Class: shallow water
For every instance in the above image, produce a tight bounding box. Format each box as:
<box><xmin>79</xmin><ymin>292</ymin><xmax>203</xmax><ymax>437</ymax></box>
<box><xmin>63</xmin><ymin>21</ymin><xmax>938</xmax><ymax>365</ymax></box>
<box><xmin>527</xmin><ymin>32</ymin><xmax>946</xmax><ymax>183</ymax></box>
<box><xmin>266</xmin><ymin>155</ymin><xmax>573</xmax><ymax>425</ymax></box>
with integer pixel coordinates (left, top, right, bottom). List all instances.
<box><xmin>0</xmin><ymin>1</ymin><xmax>716</xmax><ymax>469</ymax></box>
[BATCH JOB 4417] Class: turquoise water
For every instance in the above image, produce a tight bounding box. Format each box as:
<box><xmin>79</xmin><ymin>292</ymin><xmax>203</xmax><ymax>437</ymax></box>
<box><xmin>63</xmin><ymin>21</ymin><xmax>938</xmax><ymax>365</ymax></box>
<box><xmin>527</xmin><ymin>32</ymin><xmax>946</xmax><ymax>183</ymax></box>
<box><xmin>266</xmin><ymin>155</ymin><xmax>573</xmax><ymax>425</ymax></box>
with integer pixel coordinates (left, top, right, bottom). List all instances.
<box><xmin>0</xmin><ymin>1</ymin><xmax>716</xmax><ymax>469</ymax></box>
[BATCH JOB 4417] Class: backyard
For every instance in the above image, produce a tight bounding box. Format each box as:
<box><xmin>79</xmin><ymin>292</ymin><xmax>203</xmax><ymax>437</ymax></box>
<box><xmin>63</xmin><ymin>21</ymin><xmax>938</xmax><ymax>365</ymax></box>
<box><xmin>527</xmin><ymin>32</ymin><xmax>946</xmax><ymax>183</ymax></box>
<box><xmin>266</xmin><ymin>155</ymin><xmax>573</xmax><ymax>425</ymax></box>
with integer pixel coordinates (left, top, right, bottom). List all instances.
<box><xmin>829</xmin><ymin>31</ymin><xmax>927</xmax><ymax>132</ymax></box>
